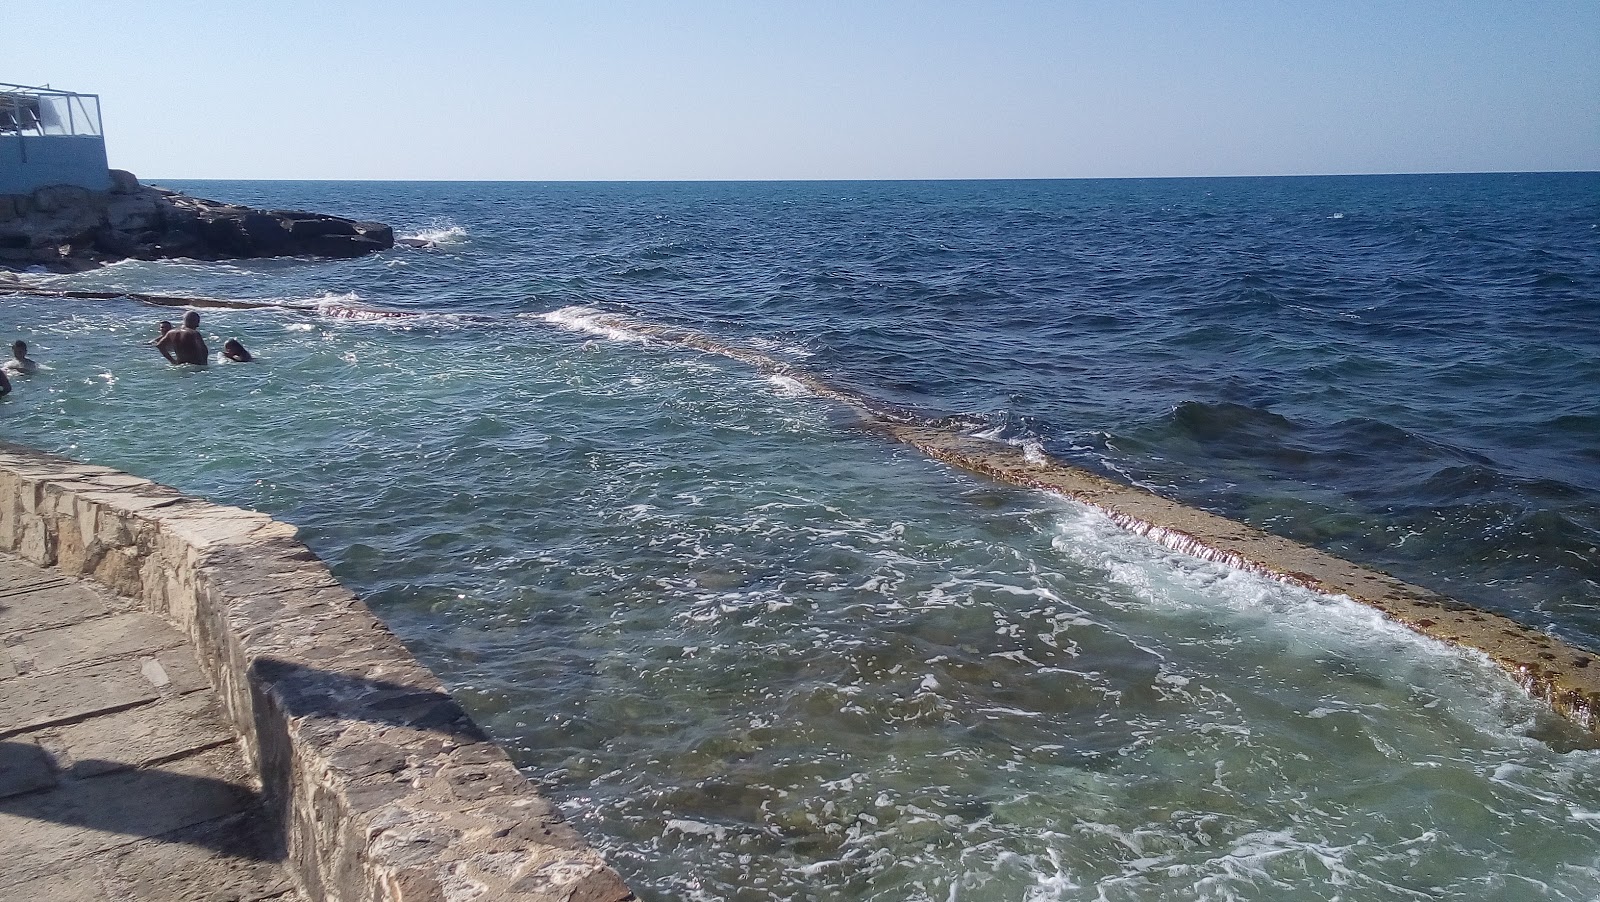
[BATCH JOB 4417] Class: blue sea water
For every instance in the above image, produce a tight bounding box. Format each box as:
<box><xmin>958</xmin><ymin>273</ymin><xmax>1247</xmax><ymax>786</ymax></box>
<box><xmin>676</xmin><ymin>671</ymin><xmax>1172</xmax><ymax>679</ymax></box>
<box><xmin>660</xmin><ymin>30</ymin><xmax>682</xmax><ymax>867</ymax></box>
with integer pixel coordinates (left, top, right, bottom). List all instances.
<box><xmin>3</xmin><ymin>174</ymin><xmax>1599</xmax><ymax>900</ymax></box>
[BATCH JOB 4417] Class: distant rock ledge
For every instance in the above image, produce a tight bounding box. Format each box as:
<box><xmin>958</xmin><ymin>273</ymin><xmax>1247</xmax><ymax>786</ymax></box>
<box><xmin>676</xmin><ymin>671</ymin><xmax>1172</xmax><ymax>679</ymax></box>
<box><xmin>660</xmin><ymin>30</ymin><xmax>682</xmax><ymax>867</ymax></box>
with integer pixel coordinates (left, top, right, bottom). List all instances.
<box><xmin>0</xmin><ymin>170</ymin><xmax>394</xmax><ymax>272</ymax></box>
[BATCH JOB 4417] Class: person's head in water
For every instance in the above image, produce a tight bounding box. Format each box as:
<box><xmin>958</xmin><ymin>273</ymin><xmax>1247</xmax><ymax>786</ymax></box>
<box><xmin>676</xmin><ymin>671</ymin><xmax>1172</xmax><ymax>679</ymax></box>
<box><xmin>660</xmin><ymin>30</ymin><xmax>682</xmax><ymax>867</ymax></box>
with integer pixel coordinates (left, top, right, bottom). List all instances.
<box><xmin>11</xmin><ymin>340</ymin><xmax>26</xmax><ymax>361</ymax></box>
<box><xmin>222</xmin><ymin>339</ymin><xmax>252</xmax><ymax>362</ymax></box>
<box><xmin>182</xmin><ymin>311</ymin><xmax>200</xmax><ymax>329</ymax></box>
<box><xmin>158</xmin><ymin>320</ymin><xmax>173</xmax><ymax>336</ymax></box>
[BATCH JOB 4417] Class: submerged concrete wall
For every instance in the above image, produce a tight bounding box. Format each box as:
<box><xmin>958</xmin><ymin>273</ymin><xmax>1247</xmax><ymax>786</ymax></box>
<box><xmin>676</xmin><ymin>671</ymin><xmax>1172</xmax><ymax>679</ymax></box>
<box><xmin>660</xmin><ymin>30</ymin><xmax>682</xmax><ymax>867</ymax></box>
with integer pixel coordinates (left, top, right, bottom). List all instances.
<box><xmin>0</xmin><ymin>442</ymin><xmax>633</xmax><ymax>902</ymax></box>
<box><xmin>883</xmin><ymin>424</ymin><xmax>1600</xmax><ymax>735</ymax></box>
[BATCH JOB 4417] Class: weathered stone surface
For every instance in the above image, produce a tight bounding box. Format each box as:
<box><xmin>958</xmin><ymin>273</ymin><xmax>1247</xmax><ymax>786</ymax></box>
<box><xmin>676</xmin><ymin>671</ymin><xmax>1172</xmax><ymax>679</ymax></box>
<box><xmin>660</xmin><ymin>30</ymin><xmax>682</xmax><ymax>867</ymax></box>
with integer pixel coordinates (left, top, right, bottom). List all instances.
<box><xmin>0</xmin><ymin>658</ymin><xmax>161</xmax><ymax>736</ymax></box>
<box><xmin>54</xmin><ymin>691</ymin><xmax>234</xmax><ymax>778</ymax></box>
<box><xmin>107</xmin><ymin>810</ymin><xmax>299</xmax><ymax>902</ymax></box>
<box><xmin>4</xmin><ymin>611</ymin><xmax>187</xmax><ymax>674</ymax></box>
<box><xmin>0</xmin><ymin>862</ymin><xmax>112</xmax><ymax>900</ymax></box>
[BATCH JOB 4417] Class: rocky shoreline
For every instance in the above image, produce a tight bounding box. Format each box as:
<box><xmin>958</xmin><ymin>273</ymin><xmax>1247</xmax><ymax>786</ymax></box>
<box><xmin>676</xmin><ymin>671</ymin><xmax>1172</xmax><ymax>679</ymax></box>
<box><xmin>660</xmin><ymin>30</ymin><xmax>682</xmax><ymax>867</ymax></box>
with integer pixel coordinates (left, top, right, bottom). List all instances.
<box><xmin>0</xmin><ymin>170</ymin><xmax>394</xmax><ymax>272</ymax></box>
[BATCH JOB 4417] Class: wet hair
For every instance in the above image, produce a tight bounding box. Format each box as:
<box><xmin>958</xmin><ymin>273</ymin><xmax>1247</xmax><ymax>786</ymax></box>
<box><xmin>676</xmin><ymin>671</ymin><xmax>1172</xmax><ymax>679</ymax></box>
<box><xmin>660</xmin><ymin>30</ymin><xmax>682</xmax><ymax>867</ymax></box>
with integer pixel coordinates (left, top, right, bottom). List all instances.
<box><xmin>222</xmin><ymin>339</ymin><xmax>252</xmax><ymax>362</ymax></box>
<box><xmin>182</xmin><ymin>311</ymin><xmax>200</xmax><ymax>328</ymax></box>
<box><xmin>11</xmin><ymin>340</ymin><xmax>25</xmax><ymax>356</ymax></box>
<box><xmin>158</xmin><ymin>320</ymin><xmax>173</xmax><ymax>334</ymax></box>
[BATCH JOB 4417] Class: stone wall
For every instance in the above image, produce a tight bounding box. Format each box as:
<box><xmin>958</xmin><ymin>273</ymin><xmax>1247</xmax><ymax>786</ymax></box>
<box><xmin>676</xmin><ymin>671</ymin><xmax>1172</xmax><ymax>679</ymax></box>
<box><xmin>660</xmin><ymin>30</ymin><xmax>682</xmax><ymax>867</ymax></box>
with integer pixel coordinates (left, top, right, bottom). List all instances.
<box><xmin>0</xmin><ymin>442</ymin><xmax>633</xmax><ymax>902</ymax></box>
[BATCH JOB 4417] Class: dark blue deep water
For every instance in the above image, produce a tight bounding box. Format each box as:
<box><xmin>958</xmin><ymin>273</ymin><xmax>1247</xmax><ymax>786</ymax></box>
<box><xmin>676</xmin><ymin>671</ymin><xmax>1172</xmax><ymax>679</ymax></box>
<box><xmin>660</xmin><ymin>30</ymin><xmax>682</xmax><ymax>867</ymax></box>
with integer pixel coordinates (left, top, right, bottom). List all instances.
<box><xmin>5</xmin><ymin>173</ymin><xmax>1599</xmax><ymax>900</ymax></box>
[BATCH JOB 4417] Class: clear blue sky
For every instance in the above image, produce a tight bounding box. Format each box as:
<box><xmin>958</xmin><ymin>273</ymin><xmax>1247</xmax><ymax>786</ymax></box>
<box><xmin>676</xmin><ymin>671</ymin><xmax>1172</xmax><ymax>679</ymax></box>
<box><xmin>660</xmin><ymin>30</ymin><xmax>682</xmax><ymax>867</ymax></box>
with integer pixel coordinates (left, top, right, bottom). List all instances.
<box><xmin>10</xmin><ymin>1</ymin><xmax>1598</xmax><ymax>180</ymax></box>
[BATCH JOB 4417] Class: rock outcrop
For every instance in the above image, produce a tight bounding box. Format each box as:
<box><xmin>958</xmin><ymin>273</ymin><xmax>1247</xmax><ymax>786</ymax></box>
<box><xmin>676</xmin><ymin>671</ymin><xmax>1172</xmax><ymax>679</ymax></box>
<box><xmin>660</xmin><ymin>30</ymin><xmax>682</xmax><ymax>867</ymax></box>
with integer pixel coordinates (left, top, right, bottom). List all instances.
<box><xmin>0</xmin><ymin>170</ymin><xmax>393</xmax><ymax>271</ymax></box>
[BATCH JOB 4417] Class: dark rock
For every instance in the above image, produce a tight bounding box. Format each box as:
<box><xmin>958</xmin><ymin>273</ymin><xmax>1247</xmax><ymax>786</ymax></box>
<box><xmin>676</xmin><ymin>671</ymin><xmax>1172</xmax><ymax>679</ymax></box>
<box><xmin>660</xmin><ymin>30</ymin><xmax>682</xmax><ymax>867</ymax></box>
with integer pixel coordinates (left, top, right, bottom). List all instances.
<box><xmin>353</xmin><ymin>221</ymin><xmax>393</xmax><ymax>245</ymax></box>
<box><xmin>108</xmin><ymin>169</ymin><xmax>141</xmax><ymax>195</ymax></box>
<box><xmin>240</xmin><ymin>213</ymin><xmax>291</xmax><ymax>253</ymax></box>
<box><xmin>0</xmin><ymin>182</ymin><xmax>394</xmax><ymax>271</ymax></box>
<box><xmin>300</xmin><ymin>235</ymin><xmax>390</xmax><ymax>259</ymax></box>
<box><xmin>286</xmin><ymin>217</ymin><xmax>356</xmax><ymax>239</ymax></box>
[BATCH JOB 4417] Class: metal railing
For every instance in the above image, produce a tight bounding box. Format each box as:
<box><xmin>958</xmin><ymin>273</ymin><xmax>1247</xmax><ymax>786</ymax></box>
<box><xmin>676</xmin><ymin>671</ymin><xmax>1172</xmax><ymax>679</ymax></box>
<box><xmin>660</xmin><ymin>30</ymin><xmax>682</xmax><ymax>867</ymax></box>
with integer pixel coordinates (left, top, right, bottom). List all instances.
<box><xmin>0</xmin><ymin>82</ymin><xmax>103</xmax><ymax>138</ymax></box>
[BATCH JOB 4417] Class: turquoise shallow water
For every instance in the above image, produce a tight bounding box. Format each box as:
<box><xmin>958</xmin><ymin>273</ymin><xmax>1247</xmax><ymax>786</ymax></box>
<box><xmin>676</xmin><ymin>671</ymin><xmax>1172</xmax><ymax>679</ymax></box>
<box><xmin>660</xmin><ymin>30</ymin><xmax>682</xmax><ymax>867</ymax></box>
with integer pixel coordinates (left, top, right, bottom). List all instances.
<box><xmin>3</xmin><ymin>175</ymin><xmax>1599</xmax><ymax>900</ymax></box>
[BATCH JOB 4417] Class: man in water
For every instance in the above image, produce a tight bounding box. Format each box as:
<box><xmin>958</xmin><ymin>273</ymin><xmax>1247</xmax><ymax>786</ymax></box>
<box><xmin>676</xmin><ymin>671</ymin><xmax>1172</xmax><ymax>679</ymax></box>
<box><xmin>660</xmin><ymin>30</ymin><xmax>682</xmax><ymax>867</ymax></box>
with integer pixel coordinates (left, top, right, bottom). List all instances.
<box><xmin>222</xmin><ymin>339</ymin><xmax>253</xmax><ymax>362</ymax></box>
<box><xmin>3</xmin><ymin>340</ymin><xmax>38</xmax><ymax>375</ymax></box>
<box><xmin>155</xmin><ymin>311</ymin><xmax>209</xmax><ymax>365</ymax></box>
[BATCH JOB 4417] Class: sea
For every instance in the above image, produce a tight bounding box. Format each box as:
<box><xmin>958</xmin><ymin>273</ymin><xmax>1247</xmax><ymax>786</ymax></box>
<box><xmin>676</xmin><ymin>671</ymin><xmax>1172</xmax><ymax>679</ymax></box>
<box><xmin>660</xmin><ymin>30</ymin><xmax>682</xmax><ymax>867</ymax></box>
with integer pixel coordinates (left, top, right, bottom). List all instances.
<box><xmin>2</xmin><ymin>173</ymin><xmax>1598</xmax><ymax>901</ymax></box>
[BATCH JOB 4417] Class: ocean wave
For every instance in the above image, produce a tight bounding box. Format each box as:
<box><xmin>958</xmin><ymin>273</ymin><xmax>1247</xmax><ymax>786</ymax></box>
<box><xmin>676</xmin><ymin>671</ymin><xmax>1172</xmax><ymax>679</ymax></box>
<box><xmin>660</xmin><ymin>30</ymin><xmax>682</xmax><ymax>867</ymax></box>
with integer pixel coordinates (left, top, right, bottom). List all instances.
<box><xmin>532</xmin><ymin>305</ymin><xmax>652</xmax><ymax>344</ymax></box>
<box><xmin>400</xmin><ymin>221</ymin><xmax>469</xmax><ymax>246</ymax></box>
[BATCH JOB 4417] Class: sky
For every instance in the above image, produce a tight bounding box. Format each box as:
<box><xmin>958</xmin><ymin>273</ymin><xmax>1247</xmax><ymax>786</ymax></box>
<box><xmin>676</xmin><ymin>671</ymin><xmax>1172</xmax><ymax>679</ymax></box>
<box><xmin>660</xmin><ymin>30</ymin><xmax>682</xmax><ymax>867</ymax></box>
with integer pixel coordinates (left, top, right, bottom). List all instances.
<box><xmin>8</xmin><ymin>1</ymin><xmax>1598</xmax><ymax>181</ymax></box>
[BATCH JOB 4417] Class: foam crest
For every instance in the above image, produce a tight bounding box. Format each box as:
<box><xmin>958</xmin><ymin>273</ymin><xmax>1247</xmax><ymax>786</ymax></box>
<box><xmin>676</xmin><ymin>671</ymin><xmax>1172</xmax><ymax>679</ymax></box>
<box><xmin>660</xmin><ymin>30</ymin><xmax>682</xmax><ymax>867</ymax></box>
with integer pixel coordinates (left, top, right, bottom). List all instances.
<box><xmin>535</xmin><ymin>306</ymin><xmax>652</xmax><ymax>344</ymax></box>
<box><xmin>401</xmin><ymin>221</ymin><xmax>469</xmax><ymax>246</ymax></box>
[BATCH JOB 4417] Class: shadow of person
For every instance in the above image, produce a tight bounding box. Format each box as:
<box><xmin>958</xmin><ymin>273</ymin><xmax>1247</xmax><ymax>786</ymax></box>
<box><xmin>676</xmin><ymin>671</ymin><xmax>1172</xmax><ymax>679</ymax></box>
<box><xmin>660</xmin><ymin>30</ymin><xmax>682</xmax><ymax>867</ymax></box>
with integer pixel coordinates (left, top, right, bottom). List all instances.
<box><xmin>0</xmin><ymin>739</ymin><xmax>283</xmax><ymax>863</ymax></box>
<box><xmin>248</xmin><ymin>656</ymin><xmax>489</xmax><ymax>741</ymax></box>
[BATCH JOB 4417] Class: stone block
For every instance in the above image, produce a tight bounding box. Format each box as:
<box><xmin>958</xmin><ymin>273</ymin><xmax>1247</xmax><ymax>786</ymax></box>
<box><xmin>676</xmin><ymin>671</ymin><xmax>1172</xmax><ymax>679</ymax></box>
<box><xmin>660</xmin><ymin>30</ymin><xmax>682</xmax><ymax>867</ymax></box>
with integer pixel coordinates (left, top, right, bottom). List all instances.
<box><xmin>4</xmin><ymin>612</ymin><xmax>186</xmax><ymax>674</ymax></box>
<box><xmin>54</xmin><ymin>691</ymin><xmax>232</xmax><ymax>778</ymax></box>
<box><xmin>0</xmin><ymin>658</ymin><xmax>160</xmax><ymax>737</ymax></box>
<box><xmin>0</xmin><ymin>579</ymin><xmax>114</xmax><ymax>633</ymax></box>
<box><xmin>16</xmin><ymin>514</ymin><xmax>54</xmax><ymax>566</ymax></box>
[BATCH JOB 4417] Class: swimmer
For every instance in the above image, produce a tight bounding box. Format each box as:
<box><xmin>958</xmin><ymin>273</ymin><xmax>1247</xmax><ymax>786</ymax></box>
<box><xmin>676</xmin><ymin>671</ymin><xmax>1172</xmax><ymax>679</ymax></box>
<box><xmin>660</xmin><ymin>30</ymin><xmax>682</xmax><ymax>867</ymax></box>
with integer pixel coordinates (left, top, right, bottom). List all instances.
<box><xmin>0</xmin><ymin>368</ymin><xmax>9</xmax><ymax>397</ymax></box>
<box><xmin>155</xmin><ymin>311</ymin><xmax>209</xmax><ymax>366</ymax></box>
<box><xmin>3</xmin><ymin>340</ymin><xmax>38</xmax><ymax>375</ymax></box>
<box><xmin>152</xmin><ymin>320</ymin><xmax>173</xmax><ymax>345</ymax></box>
<box><xmin>222</xmin><ymin>339</ymin><xmax>253</xmax><ymax>362</ymax></box>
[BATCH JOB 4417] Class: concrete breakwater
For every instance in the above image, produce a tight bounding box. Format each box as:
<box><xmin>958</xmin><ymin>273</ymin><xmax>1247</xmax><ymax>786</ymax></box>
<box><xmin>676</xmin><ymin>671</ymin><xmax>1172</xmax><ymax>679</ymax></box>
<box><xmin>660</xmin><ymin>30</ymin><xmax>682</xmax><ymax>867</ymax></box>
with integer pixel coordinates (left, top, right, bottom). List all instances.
<box><xmin>541</xmin><ymin>308</ymin><xmax>1600</xmax><ymax>736</ymax></box>
<box><xmin>0</xmin><ymin>442</ymin><xmax>632</xmax><ymax>902</ymax></box>
<box><xmin>882</xmin><ymin>425</ymin><xmax>1600</xmax><ymax>734</ymax></box>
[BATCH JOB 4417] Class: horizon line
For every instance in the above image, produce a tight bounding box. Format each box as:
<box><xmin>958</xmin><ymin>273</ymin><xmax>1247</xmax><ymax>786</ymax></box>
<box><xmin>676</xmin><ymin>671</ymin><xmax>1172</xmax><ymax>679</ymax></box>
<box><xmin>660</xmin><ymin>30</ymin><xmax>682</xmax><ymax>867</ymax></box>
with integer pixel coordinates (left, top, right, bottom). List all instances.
<box><xmin>141</xmin><ymin>169</ymin><xmax>1599</xmax><ymax>185</ymax></box>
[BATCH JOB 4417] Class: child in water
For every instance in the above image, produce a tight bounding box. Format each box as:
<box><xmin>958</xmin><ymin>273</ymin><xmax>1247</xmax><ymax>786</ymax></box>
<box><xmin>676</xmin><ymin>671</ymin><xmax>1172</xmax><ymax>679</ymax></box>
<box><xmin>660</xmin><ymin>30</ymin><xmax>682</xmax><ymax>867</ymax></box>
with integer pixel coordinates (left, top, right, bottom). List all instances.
<box><xmin>222</xmin><ymin>339</ymin><xmax>253</xmax><ymax>362</ymax></box>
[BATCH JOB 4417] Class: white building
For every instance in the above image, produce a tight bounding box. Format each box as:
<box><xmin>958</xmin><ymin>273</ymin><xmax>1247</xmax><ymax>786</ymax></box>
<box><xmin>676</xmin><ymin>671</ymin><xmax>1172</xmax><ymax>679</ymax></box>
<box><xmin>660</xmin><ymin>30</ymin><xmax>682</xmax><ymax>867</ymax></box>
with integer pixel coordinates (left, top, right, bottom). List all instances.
<box><xmin>0</xmin><ymin>83</ymin><xmax>110</xmax><ymax>195</ymax></box>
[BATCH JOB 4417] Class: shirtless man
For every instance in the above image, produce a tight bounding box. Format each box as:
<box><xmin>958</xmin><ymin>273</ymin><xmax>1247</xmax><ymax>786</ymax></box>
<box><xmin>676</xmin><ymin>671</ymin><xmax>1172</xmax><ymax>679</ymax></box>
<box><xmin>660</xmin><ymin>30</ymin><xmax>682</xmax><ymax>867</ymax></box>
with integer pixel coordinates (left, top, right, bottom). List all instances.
<box><xmin>156</xmin><ymin>311</ymin><xmax>209</xmax><ymax>365</ymax></box>
<box><xmin>2</xmin><ymin>340</ymin><xmax>37</xmax><ymax>375</ymax></box>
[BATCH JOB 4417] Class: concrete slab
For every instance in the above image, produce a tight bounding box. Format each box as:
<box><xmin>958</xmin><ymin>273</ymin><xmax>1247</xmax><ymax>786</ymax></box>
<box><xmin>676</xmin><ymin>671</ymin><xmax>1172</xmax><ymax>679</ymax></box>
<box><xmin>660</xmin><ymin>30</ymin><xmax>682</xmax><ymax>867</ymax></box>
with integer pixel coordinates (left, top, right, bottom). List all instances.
<box><xmin>0</xmin><ymin>579</ymin><xmax>117</xmax><ymax>635</ymax></box>
<box><xmin>0</xmin><ymin>658</ymin><xmax>160</xmax><ymax>737</ymax></box>
<box><xmin>55</xmin><ymin>692</ymin><xmax>234</xmax><ymax>778</ymax></box>
<box><xmin>145</xmin><ymin>646</ymin><xmax>211</xmax><ymax>694</ymax></box>
<box><xmin>4</xmin><ymin>612</ymin><xmax>187</xmax><ymax>674</ymax></box>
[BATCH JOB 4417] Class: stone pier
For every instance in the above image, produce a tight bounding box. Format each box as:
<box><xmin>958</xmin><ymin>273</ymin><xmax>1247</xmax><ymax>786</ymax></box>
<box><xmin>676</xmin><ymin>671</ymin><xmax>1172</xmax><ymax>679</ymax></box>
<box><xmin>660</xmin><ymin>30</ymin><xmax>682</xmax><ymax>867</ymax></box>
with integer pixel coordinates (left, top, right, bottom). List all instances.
<box><xmin>0</xmin><ymin>443</ymin><xmax>632</xmax><ymax>902</ymax></box>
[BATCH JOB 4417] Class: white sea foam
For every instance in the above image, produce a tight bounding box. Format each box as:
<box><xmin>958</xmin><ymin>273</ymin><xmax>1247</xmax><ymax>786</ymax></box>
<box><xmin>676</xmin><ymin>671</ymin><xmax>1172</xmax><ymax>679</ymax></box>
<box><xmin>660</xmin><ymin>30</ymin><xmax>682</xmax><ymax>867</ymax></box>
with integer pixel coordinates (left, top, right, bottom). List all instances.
<box><xmin>534</xmin><ymin>306</ymin><xmax>650</xmax><ymax>344</ymax></box>
<box><xmin>765</xmin><ymin>374</ymin><xmax>809</xmax><ymax>396</ymax></box>
<box><xmin>400</xmin><ymin>220</ymin><xmax>469</xmax><ymax>245</ymax></box>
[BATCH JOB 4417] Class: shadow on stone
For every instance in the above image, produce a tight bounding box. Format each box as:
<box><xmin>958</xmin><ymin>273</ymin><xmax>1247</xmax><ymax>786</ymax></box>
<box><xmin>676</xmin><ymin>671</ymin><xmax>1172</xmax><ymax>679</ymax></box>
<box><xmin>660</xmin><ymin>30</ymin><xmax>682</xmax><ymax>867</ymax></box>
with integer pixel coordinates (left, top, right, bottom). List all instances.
<box><xmin>0</xmin><ymin>739</ymin><xmax>283</xmax><ymax>862</ymax></box>
<box><xmin>249</xmin><ymin>657</ymin><xmax>489</xmax><ymax>741</ymax></box>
